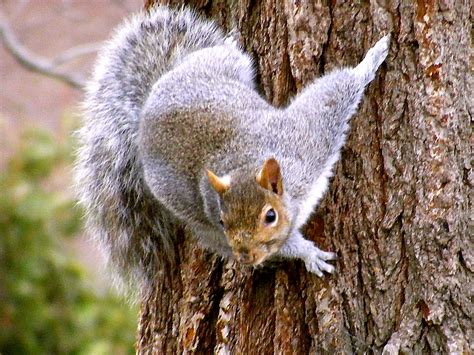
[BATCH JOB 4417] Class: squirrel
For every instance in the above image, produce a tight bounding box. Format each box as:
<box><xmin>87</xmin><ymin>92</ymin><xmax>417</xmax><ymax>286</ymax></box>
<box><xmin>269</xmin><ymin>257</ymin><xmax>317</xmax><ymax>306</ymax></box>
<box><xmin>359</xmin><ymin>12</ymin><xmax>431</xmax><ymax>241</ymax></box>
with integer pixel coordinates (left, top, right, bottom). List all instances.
<box><xmin>74</xmin><ymin>5</ymin><xmax>389</xmax><ymax>291</ymax></box>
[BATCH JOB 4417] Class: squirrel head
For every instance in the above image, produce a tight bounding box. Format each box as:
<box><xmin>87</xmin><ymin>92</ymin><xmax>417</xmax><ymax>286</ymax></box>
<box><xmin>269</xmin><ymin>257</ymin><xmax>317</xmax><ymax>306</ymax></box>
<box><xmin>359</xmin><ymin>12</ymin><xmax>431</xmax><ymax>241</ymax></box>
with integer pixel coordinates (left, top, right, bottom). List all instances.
<box><xmin>207</xmin><ymin>158</ymin><xmax>291</xmax><ymax>266</ymax></box>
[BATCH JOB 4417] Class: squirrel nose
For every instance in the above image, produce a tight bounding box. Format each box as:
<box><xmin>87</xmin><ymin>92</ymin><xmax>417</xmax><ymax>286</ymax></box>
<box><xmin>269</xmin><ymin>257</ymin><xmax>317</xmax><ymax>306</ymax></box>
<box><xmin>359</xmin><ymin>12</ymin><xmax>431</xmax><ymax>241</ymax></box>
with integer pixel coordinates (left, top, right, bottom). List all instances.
<box><xmin>235</xmin><ymin>247</ymin><xmax>252</xmax><ymax>264</ymax></box>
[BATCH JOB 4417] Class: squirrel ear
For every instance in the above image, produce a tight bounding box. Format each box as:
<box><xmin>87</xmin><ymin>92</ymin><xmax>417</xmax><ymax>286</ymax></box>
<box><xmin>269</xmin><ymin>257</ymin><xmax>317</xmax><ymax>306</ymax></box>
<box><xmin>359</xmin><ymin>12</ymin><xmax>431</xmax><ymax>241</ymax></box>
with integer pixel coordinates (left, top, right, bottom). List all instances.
<box><xmin>207</xmin><ymin>170</ymin><xmax>230</xmax><ymax>195</ymax></box>
<box><xmin>256</xmin><ymin>158</ymin><xmax>283</xmax><ymax>195</ymax></box>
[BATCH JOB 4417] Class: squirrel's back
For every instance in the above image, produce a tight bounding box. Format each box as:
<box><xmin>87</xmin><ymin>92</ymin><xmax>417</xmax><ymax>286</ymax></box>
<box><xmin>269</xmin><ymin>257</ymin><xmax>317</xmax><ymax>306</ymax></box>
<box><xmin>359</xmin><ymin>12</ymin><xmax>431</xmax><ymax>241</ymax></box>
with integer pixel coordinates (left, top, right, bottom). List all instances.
<box><xmin>74</xmin><ymin>7</ymin><xmax>226</xmax><ymax>293</ymax></box>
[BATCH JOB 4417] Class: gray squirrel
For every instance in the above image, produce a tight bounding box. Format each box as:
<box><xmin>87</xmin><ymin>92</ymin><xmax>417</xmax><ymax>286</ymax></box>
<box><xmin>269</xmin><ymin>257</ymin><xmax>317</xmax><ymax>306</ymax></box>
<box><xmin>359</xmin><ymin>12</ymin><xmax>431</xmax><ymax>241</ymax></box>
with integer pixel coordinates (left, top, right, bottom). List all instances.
<box><xmin>75</xmin><ymin>6</ymin><xmax>389</xmax><ymax>290</ymax></box>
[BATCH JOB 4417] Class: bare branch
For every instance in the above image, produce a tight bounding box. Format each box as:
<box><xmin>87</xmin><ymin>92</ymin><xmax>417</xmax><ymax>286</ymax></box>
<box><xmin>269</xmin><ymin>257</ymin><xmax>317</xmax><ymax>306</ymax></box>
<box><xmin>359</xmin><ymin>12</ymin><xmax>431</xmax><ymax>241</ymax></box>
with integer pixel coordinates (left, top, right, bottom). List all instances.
<box><xmin>0</xmin><ymin>15</ymin><xmax>87</xmax><ymax>90</ymax></box>
<box><xmin>51</xmin><ymin>42</ymin><xmax>103</xmax><ymax>67</ymax></box>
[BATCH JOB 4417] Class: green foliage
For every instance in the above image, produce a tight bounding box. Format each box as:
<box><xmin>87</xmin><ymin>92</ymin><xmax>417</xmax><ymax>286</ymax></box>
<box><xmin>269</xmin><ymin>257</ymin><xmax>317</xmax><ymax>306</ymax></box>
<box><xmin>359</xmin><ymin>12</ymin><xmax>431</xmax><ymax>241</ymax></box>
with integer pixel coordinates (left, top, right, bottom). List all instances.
<box><xmin>0</xmin><ymin>127</ymin><xmax>137</xmax><ymax>354</ymax></box>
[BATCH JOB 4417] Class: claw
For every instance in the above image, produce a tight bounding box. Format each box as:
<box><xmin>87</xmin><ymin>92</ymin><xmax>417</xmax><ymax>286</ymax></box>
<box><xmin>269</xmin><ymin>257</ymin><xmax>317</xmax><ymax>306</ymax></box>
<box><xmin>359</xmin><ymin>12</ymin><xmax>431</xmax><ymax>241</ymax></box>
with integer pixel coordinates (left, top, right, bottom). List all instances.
<box><xmin>304</xmin><ymin>247</ymin><xmax>337</xmax><ymax>276</ymax></box>
<box><xmin>305</xmin><ymin>262</ymin><xmax>324</xmax><ymax>277</ymax></box>
<box><xmin>319</xmin><ymin>250</ymin><xmax>338</xmax><ymax>261</ymax></box>
<box><xmin>319</xmin><ymin>261</ymin><xmax>335</xmax><ymax>274</ymax></box>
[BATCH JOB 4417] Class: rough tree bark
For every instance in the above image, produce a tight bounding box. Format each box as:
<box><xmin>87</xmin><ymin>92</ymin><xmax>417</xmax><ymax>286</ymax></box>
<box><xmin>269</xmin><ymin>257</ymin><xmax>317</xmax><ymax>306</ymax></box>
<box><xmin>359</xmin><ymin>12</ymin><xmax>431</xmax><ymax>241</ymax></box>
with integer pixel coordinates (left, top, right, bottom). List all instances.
<box><xmin>138</xmin><ymin>1</ymin><xmax>472</xmax><ymax>353</ymax></box>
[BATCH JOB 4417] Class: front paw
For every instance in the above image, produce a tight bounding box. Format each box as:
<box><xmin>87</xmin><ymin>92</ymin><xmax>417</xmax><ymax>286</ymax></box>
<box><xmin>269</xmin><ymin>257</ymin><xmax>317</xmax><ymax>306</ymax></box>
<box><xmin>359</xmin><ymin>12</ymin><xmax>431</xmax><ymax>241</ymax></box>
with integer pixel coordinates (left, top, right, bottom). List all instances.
<box><xmin>364</xmin><ymin>35</ymin><xmax>390</xmax><ymax>72</ymax></box>
<box><xmin>304</xmin><ymin>248</ymin><xmax>337</xmax><ymax>277</ymax></box>
<box><xmin>354</xmin><ymin>35</ymin><xmax>390</xmax><ymax>84</ymax></box>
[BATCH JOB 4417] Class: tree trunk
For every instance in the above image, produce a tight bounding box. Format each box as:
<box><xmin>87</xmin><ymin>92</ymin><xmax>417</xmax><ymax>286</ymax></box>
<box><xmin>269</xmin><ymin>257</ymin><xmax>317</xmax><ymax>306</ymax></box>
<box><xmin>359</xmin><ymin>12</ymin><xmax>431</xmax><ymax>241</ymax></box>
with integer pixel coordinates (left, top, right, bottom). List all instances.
<box><xmin>138</xmin><ymin>1</ymin><xmax>472</xmax><ymax>353</ymax></box>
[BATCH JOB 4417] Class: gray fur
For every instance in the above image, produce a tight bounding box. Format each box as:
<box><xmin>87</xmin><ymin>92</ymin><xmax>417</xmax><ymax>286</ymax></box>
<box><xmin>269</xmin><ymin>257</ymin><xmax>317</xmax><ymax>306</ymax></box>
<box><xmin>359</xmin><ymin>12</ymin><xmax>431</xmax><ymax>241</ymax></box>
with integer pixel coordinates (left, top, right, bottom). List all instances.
<box><xmin>75</xmin><ymin>4</ymin><xmax>390</xmax><ymax>291</ymax></box>
<box><xmin>75</xmin><ymin>7</ymin><xmax>226</xmax><ymax>293</ymax></box>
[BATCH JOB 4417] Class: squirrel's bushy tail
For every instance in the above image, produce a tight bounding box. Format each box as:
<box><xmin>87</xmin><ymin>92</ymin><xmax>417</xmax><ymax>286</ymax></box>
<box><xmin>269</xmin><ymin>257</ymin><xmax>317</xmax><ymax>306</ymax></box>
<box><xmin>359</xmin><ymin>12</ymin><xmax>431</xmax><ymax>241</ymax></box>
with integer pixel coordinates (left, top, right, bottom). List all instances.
<box><xmin>74</xmin><ymin>6</ymin><xmax>225</xmax><ymax>294</ymax></box>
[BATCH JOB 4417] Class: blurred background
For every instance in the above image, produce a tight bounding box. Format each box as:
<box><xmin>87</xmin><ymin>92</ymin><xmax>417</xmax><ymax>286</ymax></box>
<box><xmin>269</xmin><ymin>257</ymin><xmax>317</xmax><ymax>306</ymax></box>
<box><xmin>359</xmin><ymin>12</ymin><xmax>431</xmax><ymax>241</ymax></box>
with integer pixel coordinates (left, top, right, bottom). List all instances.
<box><xmin>1</xmin><ymin>1</ymin><xmax>145</xmax><ymax>353</ymax></box>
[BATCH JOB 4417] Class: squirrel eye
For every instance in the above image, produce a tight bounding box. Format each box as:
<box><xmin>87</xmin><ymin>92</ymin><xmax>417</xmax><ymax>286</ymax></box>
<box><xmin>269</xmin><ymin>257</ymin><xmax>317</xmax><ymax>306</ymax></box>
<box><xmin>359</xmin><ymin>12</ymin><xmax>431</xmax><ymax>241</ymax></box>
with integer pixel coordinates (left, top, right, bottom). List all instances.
<box><xmin>219</xmin><ymin>219</ymin><xmax>224</xmax><ymax>227</ymax></box>
<box><xmin>264</xmin><ymin>208</ymin><xmax>277</xmax><ymax>224</ymax></box>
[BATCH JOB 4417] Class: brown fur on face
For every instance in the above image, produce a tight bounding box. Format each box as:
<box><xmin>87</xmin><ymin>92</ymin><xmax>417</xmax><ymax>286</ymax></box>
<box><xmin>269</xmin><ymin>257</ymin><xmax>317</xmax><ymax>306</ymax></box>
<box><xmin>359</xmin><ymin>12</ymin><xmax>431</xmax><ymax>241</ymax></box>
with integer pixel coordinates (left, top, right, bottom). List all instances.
<box><xmin>218</xmin><ymin>168</ymin><xmax>291</xmax><ymax>266</ymax></box>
